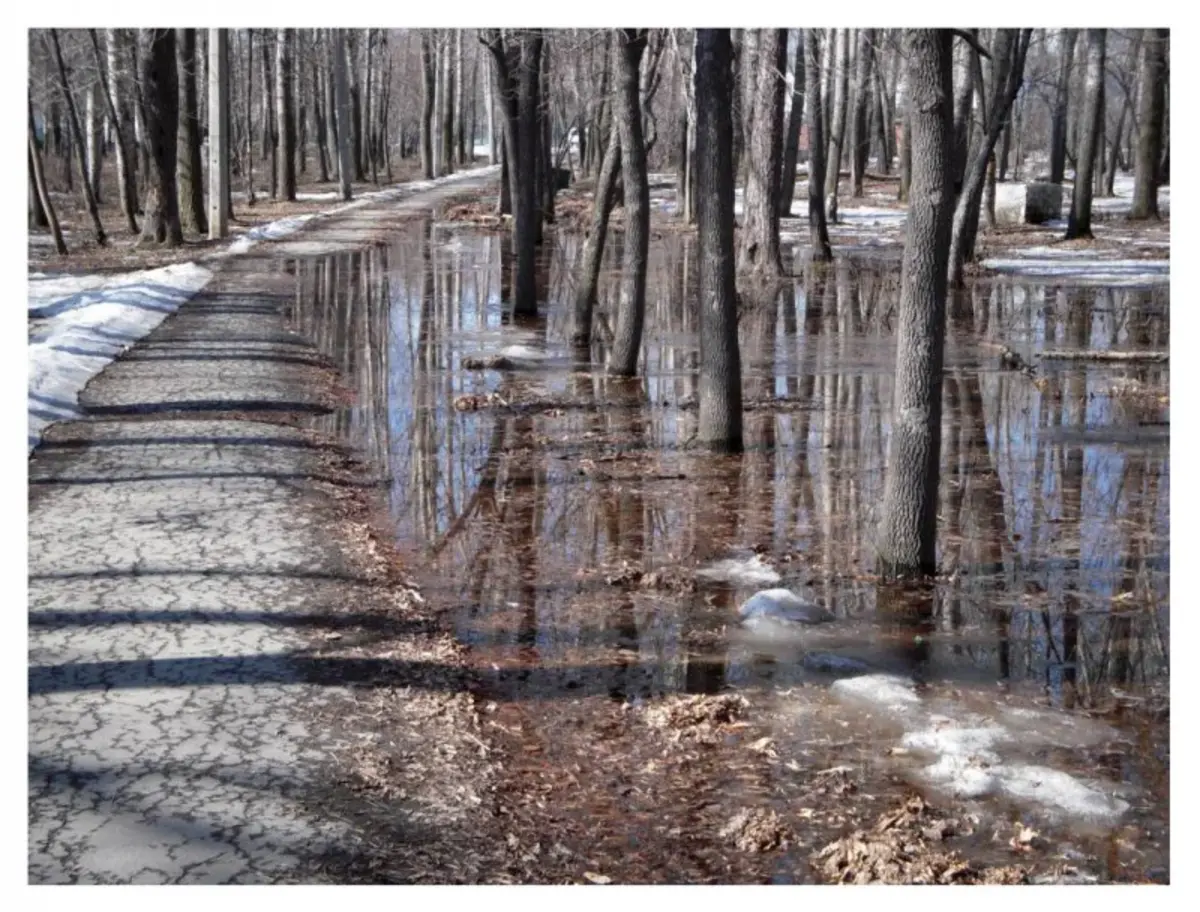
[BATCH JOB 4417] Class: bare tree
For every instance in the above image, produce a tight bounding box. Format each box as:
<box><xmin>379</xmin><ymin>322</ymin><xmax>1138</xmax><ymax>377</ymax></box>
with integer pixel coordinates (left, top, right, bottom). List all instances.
<box><xmin>877</xmin><ymin>28</ymin><xmax>955</xmax><ymax>579</ymax></box>
<box><xmin>29</xmin><ymin>97</ymin><xmax>67</xmax><ymax>254</ymax></box>
<box><xmin>1066</xmin><ymin>29</ymin><xmax>1106</xmax><ymax>240</ymax></box>
<box><xmin>420</xmin><ymin>32</ymin><xmax>435</xmax><ymax>179</ymax></box>
<box><xmin>207</xmin><ymin>28</ymin><xmax>230</xmax><ymax>239</ymax></box>
<box><xmin>1130</xmin><ymin>28</ymin><xmax>1168</xmax><ymax>220</ymax></box>
<box><xmin>177</xmin><ymin>28</ymin><xmax>207</xmax><ymax>234</ymax></box>
<box><xmin>849</xmin><ymin>28</ymin><xmax>875</xmax><ymax>197</ymax></box>
<box><xmin>571</xmin><ymin>121</ymin><xmax>620</xmax><ymax>349</ymax></box>
<box><xmin>276</xmin><ymin>28</ymin><xmax>297</xmax><ymax>201</ymax></box>
<box><xmin>138</xmin><ymin>28</ymin><xmax>183</xmax><ymax>246</ymax></box>
<box><xmin>738</xmin><ymin>27</ymin><xmax>786</xmax><ymax>279</ymax></box>
<box><xmin>779</xmin><ymin>29</ymin><xmax>806</xmax><ymax>217</ymax></box>
<box><xmin>85</xmin><ymin>79</ymin><xmax>101</xmax><ymax>201</ymax></box>
<box><xmin>1049</xmin><ymin>29</ymin><xmax>1079</xmax><ymax>184</ymax></box>
<box><xmin>824</xmin><ymin>28</ymin><xmax>850</xmax><ymax>221</ymax></box>
<box><xmin>333</xmin><ymin>29</ymin><xmax>353</xmax><ymax>201</ymax></box>
<box><xmin>90</xmin><ymin>29</ymin><xmax>139</xmax><ymax>232</ymax></box>
<box><xmin>805</xmin><ymin>28</ymin><xmax>833</xmax><ymax>261</ymax></box>
<box><xmin>608</xmin><ymin>28</ymin><xmax>650</xmax><ymax>376</ymax></box>
<box><xmin>695</xmin><ymin>29</ymin><xmax>743</xmax><ymax>451</ymax></box>
<box><xmin>48</xmin><ymin>30</ymin><xmax>107</xmax><ymax>246</ymax></box>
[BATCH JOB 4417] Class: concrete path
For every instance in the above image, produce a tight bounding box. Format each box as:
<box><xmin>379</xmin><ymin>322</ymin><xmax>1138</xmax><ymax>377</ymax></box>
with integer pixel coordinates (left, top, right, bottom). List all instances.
<box><xmin>28</xmin><ymin>173</ymin><xmax>495</xmax><ymax>883</ymax></box>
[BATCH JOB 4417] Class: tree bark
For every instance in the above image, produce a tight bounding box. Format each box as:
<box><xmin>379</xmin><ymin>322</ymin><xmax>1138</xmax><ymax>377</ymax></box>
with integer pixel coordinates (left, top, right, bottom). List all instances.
<box><xmin>29</xmin><ymin>144</ymin><xmax>49</xmax><ymax>230</ymax></box>
<box><xmin>207</xmin><ymin>29</ymin><xmax>229</xmax><ymax>239</ymax></box>
<box><xmin>1049</xmin><ymin>29</ymin><xmax>1078</xmax><ymax>184</ymax></box>
<box><xmin>850</xmin><ymin>27</ymin><xmax>875</xmax><ymax>197</ymax></box>
<box><xmin>779</xmin><ymin>29</ymin><xmax>806</xmax><ymax>218</ymax></box>
<box><xmin>571</xmin><ymin>120</ymin><xmax>620</xmax><ymax>349</ymax></box>
<box><xmin>738</xmin><ymin>28</ymin><xmax>787</xmax><ymax>278</ymax></box>
<box><xmin>420</xmin><ymin>32</ymin><xmax>436</xmax><ymax>179</ymax></box>
<box><xmin>333</xmin><ymin>29</ymin><xmax>354</xmax><ymax>200</ymax></box>
<box><xmin>441</xmin><ymin>31</ymin><xmax>455</xmax><ymax>173</ymax></box>
<box><xmin>695</xmin><ymin>29</ymin><xmax>743</xmax><ymax>451</ymax></box>
<box><xmin>275</xmin><ymin>29</ymin><xmax>297</xmax><ymax>201</ymax></box>
<box><xmin>85</xmin><ymin>79</ymin><xmax>102</xmax><ymax>202</ymax></box>
<box><xmin>137</xmin><ymin>28</ymin><xmax>183</xmax><ymax>246</ymax></box>
<box><xmin>608</xmin><ymin>28</ymin><xmax>650</xmax><ymax>376</ymax></box>
<box><xmin>1130</xmin><ymin>28</ymin><xmax>1167</xmax><ymax>219</ymax></box>
<box><xmin>93</xmin><ymin>29</ymin><xmax>139</xmax><ymax>232</ymax></box>
<box><xmin>29</xmin><ymin>98</ymin><xmax>67</xmax><ymax>254</ymax></box>
<box><xmin>48</xmin><ymin>30</ymin><xmax>107</xmax><ymax>246</ymax></box>
<box><xmin>805</xmin><ymin>29</ymin><xmax>833</xmax><ymax>261</ymax></box>
<box><xmin>261</xmin><ymin>35</ymin><xmax>277</xmax><ymax>199</ymax></box>
<box><xmin>176</xmin><ymin>28</ymin><xmax>207</xmax><ymax>235</ymax></box>
<box><xmin>878</xmin><ymin>28</ymin><xmax>955</xmax><ymax>579</ymax></box>
<box><xmin>950</xmin><ymin>30</ymin><xmax>977</xmax><ymax>191</ymax></box>
<box><xmin>897</xmin><ymin>65</ymin><xmax>911</xmax><ymax>200</ymax></box>
<box><xmin>824</xmin><ymin>28</ymin><xmax>850</xmax><ymax>221</ymax></box>
<box><xmin>312</xmin><ymin>44</ymin><xmax>330</xmax><ymax>182</ymax></box>
<box><xmin>1066</xmin><ymin>29</ymin><xmax>1106</xmax><ymax>240</ymax></box>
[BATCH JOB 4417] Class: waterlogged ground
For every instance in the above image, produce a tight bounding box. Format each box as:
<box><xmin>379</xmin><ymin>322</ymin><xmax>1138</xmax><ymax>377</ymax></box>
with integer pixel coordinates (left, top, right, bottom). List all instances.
<box><xmin>280</xmin><ymin>208</ymin><xmax>1168</xmax><ymax>883</ymax></box>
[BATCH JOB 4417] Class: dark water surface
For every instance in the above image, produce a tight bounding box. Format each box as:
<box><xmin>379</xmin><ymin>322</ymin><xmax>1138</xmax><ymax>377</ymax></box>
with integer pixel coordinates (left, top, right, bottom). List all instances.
<box><xmin>284</xmin><ymin>216</ymin><xmax>1169</xmax><ymax>882</ymax></box>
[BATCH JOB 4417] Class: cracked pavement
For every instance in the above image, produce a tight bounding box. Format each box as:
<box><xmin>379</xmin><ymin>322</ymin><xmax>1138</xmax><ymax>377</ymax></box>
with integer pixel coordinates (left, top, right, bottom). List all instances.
<box><xmin>28</xmin><ymin>173</ymin><xmax>497</xmax><ymax>884</ymax></box>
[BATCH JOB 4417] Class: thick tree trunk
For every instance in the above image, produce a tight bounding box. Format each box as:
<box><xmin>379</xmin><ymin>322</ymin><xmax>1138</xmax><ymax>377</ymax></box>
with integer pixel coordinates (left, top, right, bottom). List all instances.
<box><xmin>571</xmin><ymin>120</ymin><xmax>620</xmax><ymax>349</ymax></box>
<box><xmin>1066</xmin><ymin>29</ymin><xmax>1106</xmax><ymax>240</ymax></box>
<box><xmin>805</xmin><ymin>29</ymin><xmax>833</xmax><ymax>261</ymax></box>
<box><xmin>48</xmin><ymin>30</ymin><xmax>107</xmax><ymax>246</ymax></box>
<box><xmin>441</xmin><ymin>32</ymin><xmax>455</xmax><ymax>174</ymax></box>
<box><xmin>176</xmin><ymin>28</ymin><xmax>207</xmax><ymax>235</ymax></box>
<box><xmin>1131</xmin><ymin>28</ymin><xmax>1167</xmax><ymax>219</ymax></box>
<box><xmin>29</xmin><ymin>99</ymin><xmax>67</xmax><ymax>254</ymax></box>
<box><xmin>348</xmin><ymin>33</ymin><xmax>364</xmax><ymax>181</ymax></box>
<box><xmin>608</xmin><ymin>29</ymin><xmax>650</xmax><ymax>376</ymax></box>
<box><xmin>137</xmin><ymin>28</ymin><xmax>183</xmax><ymax>246</ymax></box>
<box><xmin>93</xmin><ymin>29</ymin><xmax>139</xmax><ymax>232</ymax></box>
<box><xmin>824</xmin><ymin>28</ymin><xmax>850</xmax><ymax>221</ymax></box>
<box><xmin>878</xmin><ymin>29</ymin><xmax>955</xmax><ymax>579</ymax></box>
<box><xmin>695</xmin><ymin>29</ymin><xmax>743</xmax><ymax>451</ymax></box>
<box><xmin>261</xmin><ymin>37</ymin><xmax>277</xmax><ymax>199</ymax></box>
<box><xmin>850</xmin><ymin>27</ymin><xmax>875</xmax><ymax>197</ymax></box>
<box><xmin>275</xmin><ymin>29</ymin><xmax>297</xmax><ymax>201</ymax></box>
<box><xmin>333</xmin><ymin>29</ymin><xmax>354</xmax><ymax>201</ymax></box>
<box><xmin>497</xmin><ymin>132</ymin><xmax>511</xmax><ymax>214</ymax></box>
<box><xmin>207</xmin><ymin>29</ymin><xmax>229</xmax><ymax>239</ymax></box>
<box><xmin>739</xmin><ymin>28</ymin><xmax>787</xmax><ymax>279</ymax></box>
<box><xmin>420</xmin><ymin>32</ymin><xmax>435</xmax><ymax>179</ymax></box>
<box><xmin>323</xmin><ymin>30</ymin><xmax>339</xmax><ymax>182</ymax></box>
<box><xmin>779</xmin><ymin>29</ymin><xmax>806</xmax><ymax>218</ymax></box>
<box><xmin>455</xmin><ymin>29</ymin><xmax>466</xmax><ymax>164</ymax></box>
<box><xmin>897</xmin><ymin>66</ymin><xmax>911</xmax><ymax>201</ymax></box>
<box><xmin>312</xmin><ymin>51</ymin><xmax>330</xmax><ymax>182</ymax></box>
<box><xmin>950</xmin><ymin>31</ymin><xmax>976</xmax><ymax>190</ymax></box>
<box><xmin>1049</xmin><ymin>29</ymin><xmax>1078</xmax><ymax>184</ymax></box>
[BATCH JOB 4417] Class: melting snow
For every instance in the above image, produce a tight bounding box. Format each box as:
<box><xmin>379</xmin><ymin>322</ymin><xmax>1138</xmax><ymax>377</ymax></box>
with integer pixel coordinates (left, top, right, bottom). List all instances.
<box><xmin>695</xmin><ymin>555</ymin><xmax>782</xmax><ymax>586</ymax></box>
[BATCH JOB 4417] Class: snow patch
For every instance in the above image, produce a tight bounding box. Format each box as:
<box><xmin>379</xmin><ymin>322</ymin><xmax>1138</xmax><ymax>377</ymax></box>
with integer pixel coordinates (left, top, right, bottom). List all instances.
<box><xmin>695</xmin><ymin>555</ymin><xmax>782</xmax><ymax>586</ymax></box>
<box><xmin>739</xmin><ymin>588</ymin><xmax>832</xmax><ymax>625</ymax></box>
<box><xmin>980</xmin><ymin>256</ymin><xmax>1169</xmax><ymax>286</ymax></box>
<box><xmin>831</xmin><ymin>674</ymin><xmax>922</xmax><ymax>713</ymax></box>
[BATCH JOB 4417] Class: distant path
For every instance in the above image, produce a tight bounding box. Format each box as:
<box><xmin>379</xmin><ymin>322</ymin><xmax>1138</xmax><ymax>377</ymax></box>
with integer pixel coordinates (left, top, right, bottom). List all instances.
<box><xmin>28</xmin><ymin>170</ymin><xmax>496</xmax><ymax>883</ymax></box>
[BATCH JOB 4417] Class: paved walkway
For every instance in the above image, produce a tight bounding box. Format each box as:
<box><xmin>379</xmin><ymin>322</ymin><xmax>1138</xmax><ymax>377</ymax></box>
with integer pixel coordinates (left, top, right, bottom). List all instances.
<box><xmin>28</xmin><ymin>174</ymin><xmax>495</xmax><ymax>883</ymax></box>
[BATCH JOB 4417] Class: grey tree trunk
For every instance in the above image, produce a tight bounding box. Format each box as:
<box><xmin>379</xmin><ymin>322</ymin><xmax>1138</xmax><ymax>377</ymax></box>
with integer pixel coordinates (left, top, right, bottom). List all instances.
<box><xmin>850</xmin><ymin>27</ymin><xmax>875</xmax><ymax>197</ymax></box>
<box><xmin>1066</xmin><ymin>29</ymin><xmax>1106</xmax><ymax>240</ymax></box>
<box><xmin>950</xmin><ymin>31</ymin><xmax>976</xmax><ymax>190</ymax></box>
<box><xmin>312</xmin><ymin>49</ymin><xmax>330</xmax><ymax>182</ymax></box>
<box><xmin>85</xmin><ymin>80</ymin><xmax>102</xmax><ymax>201</ymax></box>
<box><xmin>137</xmin><ymin>28</ymin><xmax>182</xmax><ymax>246</ymax></box>
<box><xmin>897</xmin><ymin>65</ymin><xmax>911</xmax><ymax>200</ymax></box>
<box><xmin>1049</xmin><ymin>29</ymin><xmax>1078</xmax><ymax>184</ymax></box>
<box><xmin>275</xmin><ymin>29</ymin><xmax>296</xmax><ymax>201</ymax></box>
<box><xmin>244</xmin><ymin>29</ymin><xmax>255</xmax><ymax>205</ymax></box>
<box><xmin>1130</xmin><ymin>28</ymin><xmax>1167</xmax><ymax>219</ymax></box>
<box><xmin>824</xmin><ymin>28</ymin><xmax>850</xmax><ymax>221</ymax></box>
<box><xmin>48</xmin><ymin>30</ymin><xmax>107</xmax><ymax>246</ymax></box>
<box><xmin>738</xmin><ymin>28</ymin><xmax>787</xmax><ymax>279</ymax></box>
<box><xmin>608</xmin><ymin>29</ymin><xmax>650</xmax><ymax>376</ymax></box>
<box><xmin>333</xmin><ymin>29</ymin><xmax>353</xmax><ymax>201</ymax></box>
<box><xmin>29</xmin><ymin>145</ymin><xmax>49</xmax><ymax>229</ymax></box>
<box><xmin>441</xmin><ymin>31</ymin><xmax>455</xmax><ymax>173</ymax></box>
<box><xmin>571</xmin><ymin>120</ymin><xmax>620</xmax><ymax>349</ymax></box>
<box><xmin>695</xmin><ymin>29</ymin><xmax>743</xmax><ymax>452</ymax></box>
<box><xmin>29</xmin><ymin>98</ymin><xmax>67</xmax><ymax>254</ymax></box>
<box><xmin>805</xmin><ymin>28</ymin><xmax>833</xmax><ymax>261</ymax></box>
<box><xmin>207</xmin><ymin>29</ymin><xmax>229</xmax><ymax>239</ymax></box>
<box><xmin>261</xmin><ymin>36</ymin><xmax>277</xmax><ymax>199</ymax></box>
<box><xmin>779</xmin><ymin>29</ymin><xmax>806</xmax><ymax>218</ymax></box>
<box><xmin>484</xmin><ymin>55</ymin><xmax>496</xmax><ymax>164</ymax></box>
<box><xmin>420</xmin><ymin>32</ymin><xmax>435</xmax><ymax>179</ymax></box>
<box><xmin>455</xmin><ymin>29</ymin><xmax>466</xmax><ymax>164</ymax></box>
<box><xmin>324</xmin><ymin>30</ymin><xmax>339</xmax><ymax>183</ymax></box>
<box><xmin>93</xmin><ymin>29</ymin><xmax>139</xmax><ymax>232</ymax></box>
<box><xmin>878</xmin><ymin>28</ymin><xmax>955</xmax><ymax>580</ymax></box>
<box><xmin>497</xmin><ymin>132</ymin><xmax>511</xmax><ymax>214</ymax></box>
<box><xmin>177</xmin><ymin>28</ymin><xmax>207</xmax><ymax>235</ymax></box>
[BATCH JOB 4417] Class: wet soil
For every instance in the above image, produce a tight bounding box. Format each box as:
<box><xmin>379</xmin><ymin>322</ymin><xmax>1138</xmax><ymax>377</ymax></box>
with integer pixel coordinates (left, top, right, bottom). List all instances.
<box><xmin>276</xmin><ymin>193</ymin><xmax>1168</xmax><ymax>883</ymax></box>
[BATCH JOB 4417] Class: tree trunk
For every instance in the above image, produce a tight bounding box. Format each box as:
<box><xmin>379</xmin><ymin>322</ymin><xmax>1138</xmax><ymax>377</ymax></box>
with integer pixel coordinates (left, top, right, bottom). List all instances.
<box><xmin>805</xmin><ymin>29</ymin><xmax>833</xmax><ymax>261</ymax></box>
<box><xmin>878</xmin><ymin>29</ymin><xmax>955</xmax><ymax>579</ymax></box>
<box><xmin>93</xmin><ymin>29</ymin><xmax>139</xmax><ymax>232</ymax></box>
<box><xmin>207</xmin><ymin>29</ymin><xmax>229</xmax><ymax>239</ymax></box>
<box><xmin>695</xmin><ymin>29</ymin><xmax>744</xmax><ymax>451</ymax></box>
<box><xmin>779</xmin><ymin>29</ymin><xmax>806</xmax><ymax>218</ymax></box>
<box><xmin>738</xmin><ymin>28</ymin><xmax>786</xmax><ymax>279</ymax></box>
<box><xmin>176</xmin><ymin>28</ymin><xmax>207</xmax><ymax>235</ymax></box>
<box><xmin>85</xmin><ymin>79</ymin><xmax>102</xmax><ymax>202</ymax></box>
<box><xmin>850</xmin><ymin>27</ymin><xmax>875</xmax><ymax>197</ymax></box>
<box><xmin>1130</xmin><ymin>28</ymin><xmax>1167</xmax><ymax>219</ymax></box>
<box><xmin>1049</xmin><ymin>29</ymin><xmax>1078</xmax><ymax>184</ymax></box>
<box><xmin>261</xmin><ymin>36</ymin><xmax>277</xmax><ymax>199</ymax></box>
<box><xmin>29</xmin><ymin>144</ymin><xmax>49</xmax><ymax>229</ymax></box>
<box><xmin>441</xmin><ymin>32</ymin><xmax>455</xmax><ymax>174</ymax></box>
<box><xmin>1066</xmin><ymin>29</ymin><xmax>1106</xmax><ymax>240</ymax></box>
<box><xmin>571</xmin><ymin>120</ymin><xmax>621</xmax><ymax>349</ymax></box>
<box><xmin>455</xmin><ymin>29</ymin><xmax>466</xmax><ymax>164</ymax></box>
<box><xmin>29</xmin><ymin>99</ymin><xmax>67</xmax><ymax>254</ymax></box>
<box><xmin>348</xmin><ymin>33</ymin><xmax>364</xmax><ymax>180</ymax></box>
<box><xmin>48</xmin><ymin>30</ymin><xmax>107</xmax><ymax>245</ymax></box>
<box><xmin>608</xmin><ymin>29</ymin><xmax>650</xmax><ymax>376</ymax></box>
<box><xmin>824</xmin><ymin>28</ymin><xmax>850</xmax><ymax>221</ymax></box>
<box><xmin>244</xmin><ymin>29</ymin><xmax>256</xmax><ymax>205</ymax></box>
<box><xmin>312</xmin><ymin>46</ymin><xmax>330</xmax><ymax>182</ymax></box>
<box><xmin>484</xmin><ymin>53</ymin><xmax>496</xmax><ymax>164</ymax></box>
<box><xmin>275</xmin><ymin>29</ymin><xmax>296</xmax><ymax>201</ymax></box>
<box><xmin>324</xmin><ymin>29</ymin><xmax>339</xmax><ymax>183</ymax></box>
<box><xmin>333</xmin><ymin>29</ymin><xmax>354</xmax><ymax>201</ymax></box>
<box><xmin>497</xmin><ymin>131</ymin><xmax>511</xmax><ymax>214</ymax></box>
<box><xmin>950</xmin><ymin>31</ymin><xmax>976</xmax><ymax>190</ymax></box>
<box><xmin>137</xmin><ymin>28</ymin><xmax>183</xmax><ymax>246</ymax></box>
<box><xmin>897</xmin><ymin>65</ymin><xmax>911</xmax><ymax>201</ymax></box>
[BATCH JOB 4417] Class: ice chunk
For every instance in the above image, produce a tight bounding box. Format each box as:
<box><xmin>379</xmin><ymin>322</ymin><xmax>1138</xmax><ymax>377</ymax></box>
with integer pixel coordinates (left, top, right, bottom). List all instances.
<box><xmin>997</xmin><ymin>765</ymin><xmax>1130</xmax><ymax>823</ymax></box>
<box><xmin>831</xmin><ymin>674</ymin><xmax>921</xmax><ymax>713</ymax></box>
<box><xmin>738</xmin><ymin>589</ymin><xmax>832</xmax><ymax>625</ymax></box>
<box><xmin>695</xmin><ymin>556</ymin><xmax>782</xmax><ymax>586</ymax></box>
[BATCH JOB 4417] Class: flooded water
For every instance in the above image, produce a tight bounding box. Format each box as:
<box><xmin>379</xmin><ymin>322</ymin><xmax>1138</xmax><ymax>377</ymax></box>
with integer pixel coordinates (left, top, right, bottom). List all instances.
<box><xmin>283</xmin><ymin>213</ymin><xmax>1168</xmax><ymax>882</ymax></box>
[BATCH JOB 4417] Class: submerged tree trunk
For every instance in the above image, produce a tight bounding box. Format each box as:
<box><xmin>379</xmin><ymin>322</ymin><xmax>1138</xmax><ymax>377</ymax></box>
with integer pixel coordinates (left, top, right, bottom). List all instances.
<box><xmin>177</xmin><ymin>28</ymin><xmax>207</xmax><ymax>235</ymax></box>
<box><xmin>48</xmin><ymin>30</ymin><xmax>107</xmax><ymax>246</ymax></box>
<box><xmin>608</xmin><ymin>28</ymin><xmax>650</xmax><ymax>376</ymax></box>
<box><xmin>878</xmin><ymin>28</ymin><xmax>955</xmax><ymax>579</ymax></box>
<box><xmin>805</xmin><ymin>29</ymin><xmax>833</xmax><ymax>260</ymax></box>
<box><xmin>571</xmin><ymin>120</ymin><xmax>620</xmax><ymax>349</ymax></box>
<box><xmin>1130</xmin><ymin>28</ymin><xmax>1167</xmax><ymax>219</ymax></box>
<box><xmin>138</xmin><ymin>28</ymin><xmax>183</xmax><ymax>246</ymax></box>
<box><xmin>779</xmin><ymin>29</ymin><xmax>806</xmax><ymax>218</ymax></box>
<box><xmin>1049</xmin><ymin>29</ymin><xmax>1078</xmax><ymax>184</ymax></box>
<box><xmin>29</xmin><ymin>99</ymin><xmax>67</xmax><ymax>254</ymax></box>
<box><xmin>850</xmin><ymin>27</ymin><xmax>875</xmax><ymax>197</ymax></box>
<box><xmin>1066</xmin><ymin>29</ymin><xmax>1106</xmax><ymax>240</ymax></box>
<box><xmin>695</xmin><ymin>29</ymin><xmax>743</xmax><ymax>451</ymax></box>
<box><xmin>738</xmin><ymin>27</ymin><xmax>787</xmax><ymax>279</ymax></box>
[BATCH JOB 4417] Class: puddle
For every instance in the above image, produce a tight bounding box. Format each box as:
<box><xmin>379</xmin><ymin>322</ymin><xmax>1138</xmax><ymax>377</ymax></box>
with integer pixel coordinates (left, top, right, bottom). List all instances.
<box><xmin>282</xmin><ymin>215</ymin><xmax>1168</xmax><ymax>882</ymax></box>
